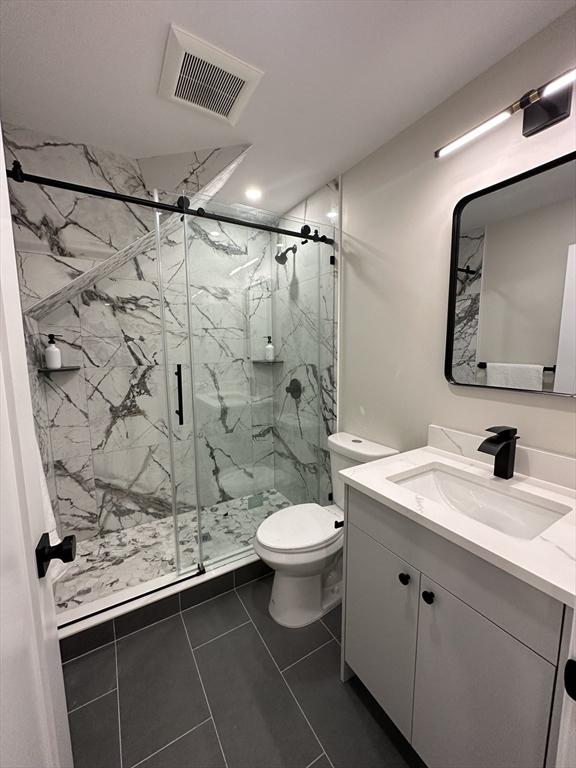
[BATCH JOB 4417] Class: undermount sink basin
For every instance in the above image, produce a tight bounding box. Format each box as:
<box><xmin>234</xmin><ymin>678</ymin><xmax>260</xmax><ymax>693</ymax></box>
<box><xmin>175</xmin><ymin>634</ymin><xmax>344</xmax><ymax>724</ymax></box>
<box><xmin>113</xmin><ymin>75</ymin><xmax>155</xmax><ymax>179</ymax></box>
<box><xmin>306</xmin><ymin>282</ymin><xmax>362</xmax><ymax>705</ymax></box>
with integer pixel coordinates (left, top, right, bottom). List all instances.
<box><xmin>390</xmin><ymin>463</ymin><xmax>570</xmax><ymax>540</ymax></box>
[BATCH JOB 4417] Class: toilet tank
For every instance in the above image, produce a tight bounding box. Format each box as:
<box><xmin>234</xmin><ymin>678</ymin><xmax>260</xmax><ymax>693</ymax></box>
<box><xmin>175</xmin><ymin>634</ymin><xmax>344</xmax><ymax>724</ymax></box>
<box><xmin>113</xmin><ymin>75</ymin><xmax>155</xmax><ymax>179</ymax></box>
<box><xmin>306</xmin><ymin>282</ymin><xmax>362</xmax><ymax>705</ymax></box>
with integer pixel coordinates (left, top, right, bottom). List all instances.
<box><xmin>327</xmin><ymin>432</ymin><xmax>398</xmax><ymax>509</ymax></box>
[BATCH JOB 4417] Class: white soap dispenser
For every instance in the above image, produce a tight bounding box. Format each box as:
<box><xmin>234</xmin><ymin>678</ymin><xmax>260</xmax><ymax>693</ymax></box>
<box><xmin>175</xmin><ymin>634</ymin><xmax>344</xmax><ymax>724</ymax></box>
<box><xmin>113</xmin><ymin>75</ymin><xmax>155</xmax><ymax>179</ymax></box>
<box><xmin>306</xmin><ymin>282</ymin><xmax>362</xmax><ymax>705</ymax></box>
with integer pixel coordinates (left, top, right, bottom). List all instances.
<box><xmin>45</xmin><ymin>333</ymin><xmax>62</xmax><ymax>370</ymax></box>
<box><xmin>264</xmin><ymin>336</ymin><xmax>275</xmax><ymax>362</ymax></box>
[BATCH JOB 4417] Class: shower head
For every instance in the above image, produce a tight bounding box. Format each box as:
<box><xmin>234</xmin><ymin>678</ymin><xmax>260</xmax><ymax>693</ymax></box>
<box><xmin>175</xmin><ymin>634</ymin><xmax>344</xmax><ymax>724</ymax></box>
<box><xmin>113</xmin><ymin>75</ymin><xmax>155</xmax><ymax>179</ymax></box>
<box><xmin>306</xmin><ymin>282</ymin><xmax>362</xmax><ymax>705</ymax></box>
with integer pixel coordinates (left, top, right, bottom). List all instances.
<box><xmin>275</xmin><ymin>244</ymin><xmax>297</xmax><ymax>265</ymax></box>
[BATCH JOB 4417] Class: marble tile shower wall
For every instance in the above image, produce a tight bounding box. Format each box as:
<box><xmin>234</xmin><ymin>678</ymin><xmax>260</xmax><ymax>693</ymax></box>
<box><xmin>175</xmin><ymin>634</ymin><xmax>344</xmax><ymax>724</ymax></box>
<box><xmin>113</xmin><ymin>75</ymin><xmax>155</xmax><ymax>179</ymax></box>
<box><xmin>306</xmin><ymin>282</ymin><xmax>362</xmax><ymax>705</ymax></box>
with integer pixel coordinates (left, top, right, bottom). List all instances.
<box><xmin>3</xmin><ymin>122</ymin><xmax>261</xmax><ymax>545</ymax></box>
<box><xmin>5</xmin><ymin>123</ymin><xmax>157</xmax><ymax>541</ymax></box>
<box><xmin>453</xmin><ymin>228</ymin><xmax>485</xmax><ymax>384</ymax></box>
<box><xmin>174</xmin><ymin>218</ymin><xmax>277</xmax><ymax>511</ymax></box>
<box><xmin>272</xmin><ymin>180</ymin><xmax>338</xmax><ymax>506</ymax></box>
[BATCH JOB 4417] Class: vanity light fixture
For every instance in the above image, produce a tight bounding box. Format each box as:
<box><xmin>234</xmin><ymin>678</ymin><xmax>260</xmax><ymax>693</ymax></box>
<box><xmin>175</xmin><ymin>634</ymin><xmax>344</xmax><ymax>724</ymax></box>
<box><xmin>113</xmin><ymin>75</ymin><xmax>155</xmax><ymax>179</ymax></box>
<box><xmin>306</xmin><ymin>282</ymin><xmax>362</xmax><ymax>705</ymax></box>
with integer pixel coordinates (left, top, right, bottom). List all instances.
<box><xmin>435</xmin><ymin>66</ymin><xmax>575</xmax><ymax>158</ymax></box>
<box><xmin>436</xmin><ymin>111</ymin><xmax>512</xmax><ymax>158</ymax></box>
<box><xmin>245</xmin><ymin>186</ymin><xmax>262</xmax><ymax>202</ymax></box>
<box><xmin>542</xmin><ymin>68</ymin><xmax>576</xmax><ymax>97</ymax></box>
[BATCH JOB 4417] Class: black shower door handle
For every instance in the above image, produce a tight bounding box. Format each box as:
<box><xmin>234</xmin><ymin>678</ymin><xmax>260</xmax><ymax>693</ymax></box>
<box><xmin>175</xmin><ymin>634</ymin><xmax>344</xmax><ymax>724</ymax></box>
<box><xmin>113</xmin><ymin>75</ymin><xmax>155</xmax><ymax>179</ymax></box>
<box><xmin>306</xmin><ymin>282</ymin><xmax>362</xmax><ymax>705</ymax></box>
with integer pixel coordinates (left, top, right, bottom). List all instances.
<box><xmin>175</xmin><ymin>364</ymin><xmax>184</xmax><ymax>426</ymax></box>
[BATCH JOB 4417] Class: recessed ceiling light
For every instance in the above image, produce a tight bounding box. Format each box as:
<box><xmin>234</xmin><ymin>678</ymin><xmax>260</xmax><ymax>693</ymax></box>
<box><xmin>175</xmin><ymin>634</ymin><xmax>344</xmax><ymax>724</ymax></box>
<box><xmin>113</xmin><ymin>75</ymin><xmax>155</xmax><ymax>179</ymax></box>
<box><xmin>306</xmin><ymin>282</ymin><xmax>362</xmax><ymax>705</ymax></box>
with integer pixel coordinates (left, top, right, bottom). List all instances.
<box><xmin>210</xmin><ymin>231</ymin><xmax>220</xmax><ymax>238</ymax></box>
<box><xmin>326</xmin><ymin>210</ymin><xmax>338</xmax><ymax>220</ymax></box>
<box><xmin>245</xmin><ymin>187</ymin><xmax>262</xmax><ymax>202</ymax></box>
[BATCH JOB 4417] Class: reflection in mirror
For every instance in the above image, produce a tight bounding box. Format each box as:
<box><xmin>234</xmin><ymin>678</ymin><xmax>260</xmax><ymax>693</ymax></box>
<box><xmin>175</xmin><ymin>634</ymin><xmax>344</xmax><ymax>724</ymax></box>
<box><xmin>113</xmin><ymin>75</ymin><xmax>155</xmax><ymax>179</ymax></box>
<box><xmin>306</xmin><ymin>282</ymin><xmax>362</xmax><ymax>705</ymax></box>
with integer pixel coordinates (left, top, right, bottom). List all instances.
<box><xmin>448</xmin><ymin>154</ymin><xmax>576</xmax><ymax>396</ymax></box>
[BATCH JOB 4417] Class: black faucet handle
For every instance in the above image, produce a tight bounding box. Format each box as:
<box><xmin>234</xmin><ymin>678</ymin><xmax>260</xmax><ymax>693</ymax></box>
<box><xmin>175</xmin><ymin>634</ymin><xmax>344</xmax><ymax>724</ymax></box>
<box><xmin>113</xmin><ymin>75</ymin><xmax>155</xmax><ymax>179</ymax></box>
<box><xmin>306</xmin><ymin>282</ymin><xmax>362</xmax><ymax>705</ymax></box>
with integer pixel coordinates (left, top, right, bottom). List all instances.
<box><xmin>486</xmin><ymin>425</ymin><xmax>518</xmax><ymax>440</ymax></box>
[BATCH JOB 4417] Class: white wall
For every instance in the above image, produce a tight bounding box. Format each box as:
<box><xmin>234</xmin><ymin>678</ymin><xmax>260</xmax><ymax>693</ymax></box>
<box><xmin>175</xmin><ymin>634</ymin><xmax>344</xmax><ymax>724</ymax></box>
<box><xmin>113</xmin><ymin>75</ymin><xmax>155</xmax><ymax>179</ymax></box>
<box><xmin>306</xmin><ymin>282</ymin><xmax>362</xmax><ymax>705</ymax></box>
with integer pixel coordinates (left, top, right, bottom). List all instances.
<box><xmin>477</xmin><ymin>198</ymin><xmax>575</xmax><ymax>365</ymax></box>
<box><xmin>340</xmin><ymin>11</ymin><xmax>576</xmax><ymax>456</ymax></box>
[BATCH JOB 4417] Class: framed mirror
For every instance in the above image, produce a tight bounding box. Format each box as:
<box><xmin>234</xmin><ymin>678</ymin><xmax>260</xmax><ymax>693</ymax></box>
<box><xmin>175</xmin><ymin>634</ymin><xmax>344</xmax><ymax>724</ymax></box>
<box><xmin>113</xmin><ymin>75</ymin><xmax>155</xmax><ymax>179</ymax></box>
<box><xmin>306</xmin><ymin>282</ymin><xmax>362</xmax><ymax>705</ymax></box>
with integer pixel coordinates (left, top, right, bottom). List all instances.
<box><xmin>445</xmin><ymin>152</ymin><xmax>576</xmax><ymax>397</ymax></box>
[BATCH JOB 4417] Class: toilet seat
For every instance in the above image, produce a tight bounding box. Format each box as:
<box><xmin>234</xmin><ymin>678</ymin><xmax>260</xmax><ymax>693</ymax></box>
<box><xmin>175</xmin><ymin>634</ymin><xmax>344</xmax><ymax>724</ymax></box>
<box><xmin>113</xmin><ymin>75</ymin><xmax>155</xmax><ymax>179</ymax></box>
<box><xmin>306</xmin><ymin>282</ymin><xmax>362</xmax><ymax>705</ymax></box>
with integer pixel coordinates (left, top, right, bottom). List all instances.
<box><xmin>256</xmin><ymin>503</ymin><xmax>343</xmax><ymax>554</ymax></box>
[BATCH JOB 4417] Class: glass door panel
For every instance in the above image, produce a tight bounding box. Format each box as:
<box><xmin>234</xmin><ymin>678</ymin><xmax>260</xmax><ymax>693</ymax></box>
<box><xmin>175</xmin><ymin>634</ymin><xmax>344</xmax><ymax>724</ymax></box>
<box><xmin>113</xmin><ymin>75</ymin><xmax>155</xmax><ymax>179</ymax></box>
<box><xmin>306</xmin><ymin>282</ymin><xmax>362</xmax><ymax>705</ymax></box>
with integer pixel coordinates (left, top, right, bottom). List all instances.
<box><xmin>156</xmin><ymin>210</ymin><xmax>201</xmax><ymax>575</ymax></box>
<box><xmin>173</xmin><ymin>205</ymin><xmax>337</xmax><ymax>573</ymax></box>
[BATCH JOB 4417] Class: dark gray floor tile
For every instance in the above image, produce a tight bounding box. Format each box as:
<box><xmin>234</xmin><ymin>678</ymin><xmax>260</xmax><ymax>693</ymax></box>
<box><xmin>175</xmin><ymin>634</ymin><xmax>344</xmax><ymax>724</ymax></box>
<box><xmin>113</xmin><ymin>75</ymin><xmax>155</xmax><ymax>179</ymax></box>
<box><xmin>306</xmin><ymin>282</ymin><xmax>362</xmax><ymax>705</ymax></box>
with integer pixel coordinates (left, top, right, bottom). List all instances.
<box><xmin>68</xmin><ymin>690</ymin><xmax>121</xmax><ymax>768</ymax></box>
<box><xmin>117</xmin><ymin>614</ymin><xmax>209</xmax><ymax>767</ymax></box>
<box><xmin>285</xmin><ymin>642</ymin><xmax>425</xmax><ymax>768</ymax></box>
<box><xmin>233</xmin><ymin>559</ymin><xmax>272</xmax><ymax>587</ymax></box>
<box><xmin>309</xmin><ymin>756</ymin><xmax>332</xmax><ymax>768</ymax></box>
<box><xmin>180</xmin><ymin>572</ymin><xmax>234</xmax><ymax>610</ymax></box>
<box><xmin>63</xmin><ymin>644</ymin><xmax>116</xmax><ymax>711</ymax></box>
<box><xmin>182</xmin><ymin>591</ymin><xmax>249</xmax><ymax>648</ymax></box>
<box><xmin>138</xmin><ymin>720</ymin><xmax>225</xmax><ymax>768</ymax></box>
<box><xmin>322</xmin><ymin>604</ymin><xmax>342</xmax><ymax>642</ymax></box>
<box><xmin>60</xmin><ymin>621</ymin><xmax>114</xmax><ymax>662</ymax></box>
<box><xmin>237</xmin><ymin>576</ymin><xmax>331</xmax><ymax>670</ymax></box>
<box><xmin>195</xmin><ymin>623</ymin><xmax>320</xmax><ymax>768</ymax></box>
<box><xmin>114</xmin><ymin>594</ymin><xmax>179</xmax><ymax>639</ymax></box>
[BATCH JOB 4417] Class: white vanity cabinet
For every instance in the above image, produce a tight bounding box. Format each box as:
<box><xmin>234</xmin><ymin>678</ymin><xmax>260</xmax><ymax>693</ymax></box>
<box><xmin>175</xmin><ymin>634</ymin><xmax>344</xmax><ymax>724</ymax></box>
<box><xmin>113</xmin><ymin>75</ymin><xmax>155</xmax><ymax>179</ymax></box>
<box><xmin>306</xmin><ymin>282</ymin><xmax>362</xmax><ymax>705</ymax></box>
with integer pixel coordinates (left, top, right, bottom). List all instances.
<box><xmin>345</xmin><ymin>523</ymin><xmax>420</xmax><ymax>740</ymax></box>
<box><xmin>343</xmin><ymin>487</ymin><xmax>567</xmax><ymax>768</ymax></box>
<box><xmin>412</xmin><ymin>576</ymin><xmax>555</xmax><ymax>768</ymax></box>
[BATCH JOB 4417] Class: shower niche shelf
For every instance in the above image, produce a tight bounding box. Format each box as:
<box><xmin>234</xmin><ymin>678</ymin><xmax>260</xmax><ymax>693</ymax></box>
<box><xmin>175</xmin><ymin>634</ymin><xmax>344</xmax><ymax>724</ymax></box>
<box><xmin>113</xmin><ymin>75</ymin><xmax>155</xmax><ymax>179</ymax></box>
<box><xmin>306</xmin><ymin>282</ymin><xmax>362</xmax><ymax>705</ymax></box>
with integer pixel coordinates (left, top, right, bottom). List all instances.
<box><xmin>251</xmin><ymin>359</ymin><xmax>284</xmax><ymax>364</ymax></box>
<box><xmin>38</xmin><ymin>366</ymin><xmax>81</xmax><ymax>376</ymax></box>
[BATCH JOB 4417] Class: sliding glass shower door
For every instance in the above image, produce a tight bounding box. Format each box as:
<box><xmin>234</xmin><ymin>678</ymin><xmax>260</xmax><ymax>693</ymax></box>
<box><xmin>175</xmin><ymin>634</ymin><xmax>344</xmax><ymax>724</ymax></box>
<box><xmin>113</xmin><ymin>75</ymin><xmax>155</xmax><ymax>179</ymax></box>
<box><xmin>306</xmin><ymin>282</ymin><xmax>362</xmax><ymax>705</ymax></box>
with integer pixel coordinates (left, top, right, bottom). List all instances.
<box><xmin>167</xmin><ymin>208</ymin><xmax>337</xmax><ymax>574</ymax></box>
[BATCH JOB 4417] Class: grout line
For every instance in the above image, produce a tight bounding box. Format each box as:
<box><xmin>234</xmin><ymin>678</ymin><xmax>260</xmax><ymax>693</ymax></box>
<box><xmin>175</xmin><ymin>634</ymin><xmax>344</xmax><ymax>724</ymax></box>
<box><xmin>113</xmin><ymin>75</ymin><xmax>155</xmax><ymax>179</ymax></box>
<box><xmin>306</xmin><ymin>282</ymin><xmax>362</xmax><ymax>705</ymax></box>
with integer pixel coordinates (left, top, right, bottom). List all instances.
<box><xmin>180</xmin><ymin>614</ymin><xmax>230</xmax><ymax>768</ymax></box>
<box><xmin>128</xmin><ymin>717</ymin><xmax>212</xmax><ymax>768</ymax></box>
<box><xmin>306</xmin><ymin>753</ymin><xmax>327</xmax><ymax>768</ymax></box>
<box><xmin>113</xmin><ymin>622</ymin><xmax>124</xmax><ymax>768</ymax></box>
<box><xmin>320</xmin><ymin>618</ymin><xmax>341</xmax><ymax>646</ymax></box>
<box><xmin>281</xmin><ymin>639</ymin><xmax>334</xmax><ymax>673</ymax></box>
<box><xmin>114</xmin><ymin>611</ymin><xmax>181</xmax><ymax>643</ymax></box>
<box><xmin>234</xmin><ymin>569</ymin><xmax>273</xmax><ymax>590</ymax></box>
<box><xmin>180</xmin><ymin>586</ymin><xmax>236</xmax><ymax>614</ymax></box>
<box><xmin>234</xmin><ymin>588</ymin><xmax>336</xmax><ymax>768</ymax></box>
<box><xmin>61</xmin><ymin>638</ymin><xmax>116</xmax><ymax>665</ymax></box>
<box><xmin>192</xmin><ymin>620</ymin><xmax>252</xmax><ymax>651</ymax></box>
<box><xmin>67</xmin><ymin>688</ymin><xmax>117</xmax><ymax>715</ymax></box>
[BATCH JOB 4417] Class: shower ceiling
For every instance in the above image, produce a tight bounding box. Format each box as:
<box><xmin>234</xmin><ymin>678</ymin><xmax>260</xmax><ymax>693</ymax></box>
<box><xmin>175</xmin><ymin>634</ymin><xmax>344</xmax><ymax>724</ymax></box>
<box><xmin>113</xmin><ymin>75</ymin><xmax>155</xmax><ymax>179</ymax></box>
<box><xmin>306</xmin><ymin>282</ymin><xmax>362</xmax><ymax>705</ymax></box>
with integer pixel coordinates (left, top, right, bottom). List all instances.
<box><xmin>0</xmin><ymin>0</ymin><xmax>572</xmax><ymax>213</ymax></box>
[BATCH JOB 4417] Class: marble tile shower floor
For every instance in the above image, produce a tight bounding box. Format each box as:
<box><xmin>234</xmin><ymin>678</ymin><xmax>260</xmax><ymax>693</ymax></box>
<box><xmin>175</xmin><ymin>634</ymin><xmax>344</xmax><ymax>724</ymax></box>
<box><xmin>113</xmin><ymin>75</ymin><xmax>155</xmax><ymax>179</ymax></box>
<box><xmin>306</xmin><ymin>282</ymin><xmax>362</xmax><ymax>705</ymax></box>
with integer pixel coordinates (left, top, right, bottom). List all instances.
<box><xmin>55</xmin><ymin>489</ymin><xmax>292</xmax><ymax>612</ymax></box>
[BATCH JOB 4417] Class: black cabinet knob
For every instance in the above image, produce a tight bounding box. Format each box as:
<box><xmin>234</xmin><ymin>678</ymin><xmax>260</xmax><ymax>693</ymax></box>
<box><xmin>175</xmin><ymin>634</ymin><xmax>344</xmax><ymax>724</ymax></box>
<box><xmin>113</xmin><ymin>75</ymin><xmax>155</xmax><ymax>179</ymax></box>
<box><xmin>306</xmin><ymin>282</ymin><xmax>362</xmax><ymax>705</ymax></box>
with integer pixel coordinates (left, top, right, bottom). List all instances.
<box><xmin>422</xmin><ymin>590</ymin><xmax>435</xmax><ymax>605</ymax></box>
<box><xmin>398</xmin><ymin>573</ymin><xmax>411</xmax><ymax>585</ymax></box>
<box><xmin>565</xmin><ymin>659</ymin><xmax>576</xmax><ymax>702</ymax></box>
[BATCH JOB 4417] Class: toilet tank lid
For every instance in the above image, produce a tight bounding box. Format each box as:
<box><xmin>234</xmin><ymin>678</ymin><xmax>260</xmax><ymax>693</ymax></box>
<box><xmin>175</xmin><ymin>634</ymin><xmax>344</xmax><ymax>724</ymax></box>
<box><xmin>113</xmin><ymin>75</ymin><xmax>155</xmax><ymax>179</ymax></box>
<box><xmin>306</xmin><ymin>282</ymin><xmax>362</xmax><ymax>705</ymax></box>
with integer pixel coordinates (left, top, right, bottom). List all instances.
<box><xmin>327</xmin><ymin>432</ymin><xmax>398</xmax><ymax>463</ymax></box>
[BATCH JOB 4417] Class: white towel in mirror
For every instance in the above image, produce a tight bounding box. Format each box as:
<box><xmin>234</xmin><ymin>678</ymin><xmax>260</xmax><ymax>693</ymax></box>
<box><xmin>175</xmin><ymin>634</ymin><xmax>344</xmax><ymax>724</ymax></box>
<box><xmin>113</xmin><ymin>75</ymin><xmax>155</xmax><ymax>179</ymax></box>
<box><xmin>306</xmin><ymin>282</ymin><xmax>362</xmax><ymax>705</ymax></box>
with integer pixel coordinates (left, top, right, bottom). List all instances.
<box><xmin>486</xmin><ymin>363</ymin><xmax>544</xmax><ymax>390</ymax></box>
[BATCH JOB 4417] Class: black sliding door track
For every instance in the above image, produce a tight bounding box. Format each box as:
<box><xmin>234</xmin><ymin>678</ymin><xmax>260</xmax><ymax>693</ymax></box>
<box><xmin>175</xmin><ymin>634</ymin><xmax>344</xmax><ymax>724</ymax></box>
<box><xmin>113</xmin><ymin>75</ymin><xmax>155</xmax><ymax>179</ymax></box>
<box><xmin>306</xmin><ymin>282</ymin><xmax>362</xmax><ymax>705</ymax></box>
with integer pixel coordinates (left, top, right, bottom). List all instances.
<box><xmin>6</xmin><ymin>161</ymin><xmax>335</xmax><ymax>245</ymax></box>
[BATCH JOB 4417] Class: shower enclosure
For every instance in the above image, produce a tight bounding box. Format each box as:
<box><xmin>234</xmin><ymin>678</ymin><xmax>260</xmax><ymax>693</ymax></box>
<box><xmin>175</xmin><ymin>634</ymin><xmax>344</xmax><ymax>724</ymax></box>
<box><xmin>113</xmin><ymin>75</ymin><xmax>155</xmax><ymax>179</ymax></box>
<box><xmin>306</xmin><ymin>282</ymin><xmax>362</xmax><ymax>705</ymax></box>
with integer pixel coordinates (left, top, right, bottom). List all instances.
<box><xmin>13</xmin><ymin>173</ymin><xmax>337</xmax><ymax>623</ymax></box>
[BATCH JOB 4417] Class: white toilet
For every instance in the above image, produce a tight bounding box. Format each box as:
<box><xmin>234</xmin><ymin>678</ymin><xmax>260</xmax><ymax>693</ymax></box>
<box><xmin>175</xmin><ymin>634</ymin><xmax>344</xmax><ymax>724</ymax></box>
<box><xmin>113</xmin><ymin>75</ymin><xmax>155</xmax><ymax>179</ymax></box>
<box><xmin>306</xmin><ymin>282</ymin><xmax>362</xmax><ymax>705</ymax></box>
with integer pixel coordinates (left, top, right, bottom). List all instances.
<box><xmin>254</xmin><ymin>432</ymin><xmax>397</xmax><ymax>628</ymax></box>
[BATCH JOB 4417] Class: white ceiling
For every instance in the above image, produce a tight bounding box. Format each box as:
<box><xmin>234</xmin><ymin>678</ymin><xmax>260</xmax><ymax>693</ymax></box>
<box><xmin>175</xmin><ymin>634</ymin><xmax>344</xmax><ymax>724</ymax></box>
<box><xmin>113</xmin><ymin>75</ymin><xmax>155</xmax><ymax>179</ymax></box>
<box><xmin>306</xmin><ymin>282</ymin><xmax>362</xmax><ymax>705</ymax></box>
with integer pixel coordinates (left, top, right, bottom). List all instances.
<box><xmin>0</xmin><ymin>0</ymin><xmax>572</xmax><ymax>214</ymax></box>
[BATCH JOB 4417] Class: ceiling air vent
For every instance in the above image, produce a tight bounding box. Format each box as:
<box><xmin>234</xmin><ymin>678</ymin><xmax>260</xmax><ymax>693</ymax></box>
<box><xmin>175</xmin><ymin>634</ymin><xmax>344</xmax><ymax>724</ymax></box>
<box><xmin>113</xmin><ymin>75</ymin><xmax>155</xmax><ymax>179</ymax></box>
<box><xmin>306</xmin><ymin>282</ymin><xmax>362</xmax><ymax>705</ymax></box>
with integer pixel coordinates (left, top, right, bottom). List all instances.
<box><xmin>158</xmin><ymin>25</ymin><xmax>264</xmax><ymax>125</ymax></box>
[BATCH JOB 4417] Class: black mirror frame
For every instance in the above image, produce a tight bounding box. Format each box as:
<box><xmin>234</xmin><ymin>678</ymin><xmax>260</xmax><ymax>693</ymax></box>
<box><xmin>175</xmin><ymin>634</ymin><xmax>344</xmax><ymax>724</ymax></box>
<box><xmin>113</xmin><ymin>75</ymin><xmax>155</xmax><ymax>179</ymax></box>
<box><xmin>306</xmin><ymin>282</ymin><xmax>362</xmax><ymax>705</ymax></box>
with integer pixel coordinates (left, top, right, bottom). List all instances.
<box><xmin>445</xmin><ymin>150</ymin><xmax>576</xmax><ymax>398</ymax></box>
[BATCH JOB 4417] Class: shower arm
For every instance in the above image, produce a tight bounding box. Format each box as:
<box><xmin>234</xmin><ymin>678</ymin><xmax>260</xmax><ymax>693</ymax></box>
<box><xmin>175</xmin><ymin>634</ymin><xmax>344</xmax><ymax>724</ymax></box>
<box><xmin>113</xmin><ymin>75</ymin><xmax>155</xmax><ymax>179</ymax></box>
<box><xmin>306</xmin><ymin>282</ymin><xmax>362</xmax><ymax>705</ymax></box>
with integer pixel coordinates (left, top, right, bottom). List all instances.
<box><xmin>6</xmin><ymin>161</ymin><xmax>335</xmax><ymax>246</ymax></box>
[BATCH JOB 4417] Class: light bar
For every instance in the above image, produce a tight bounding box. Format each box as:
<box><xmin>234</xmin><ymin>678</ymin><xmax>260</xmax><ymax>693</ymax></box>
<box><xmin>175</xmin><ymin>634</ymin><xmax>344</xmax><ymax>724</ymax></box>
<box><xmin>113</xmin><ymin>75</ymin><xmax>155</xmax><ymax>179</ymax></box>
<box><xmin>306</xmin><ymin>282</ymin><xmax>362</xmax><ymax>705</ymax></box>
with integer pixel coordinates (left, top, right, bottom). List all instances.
<box><xmin>435</xmin><ymin>110</ymin><xmax>512</xmax><ymax>158</ymax></box>
<box><xmin>542</xmin><ymin>68</ymin><xmax>576</xmax><ymax>98</ymax></box>
<box><xmin>435</xmin><ymin>65</ymin><xmax>575</xmax><ymax>158</ymax></box>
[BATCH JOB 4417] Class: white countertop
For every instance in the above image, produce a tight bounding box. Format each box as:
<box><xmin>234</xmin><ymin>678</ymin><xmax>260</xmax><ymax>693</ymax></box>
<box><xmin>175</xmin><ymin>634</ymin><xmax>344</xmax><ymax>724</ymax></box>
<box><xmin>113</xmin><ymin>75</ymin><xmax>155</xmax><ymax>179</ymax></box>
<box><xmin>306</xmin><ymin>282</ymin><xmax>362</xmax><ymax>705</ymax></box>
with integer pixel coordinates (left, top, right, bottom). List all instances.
<box><xmin>340</xmin><ymin>446</ymin><xmax>576</xmax><ymax>605</ymax></box>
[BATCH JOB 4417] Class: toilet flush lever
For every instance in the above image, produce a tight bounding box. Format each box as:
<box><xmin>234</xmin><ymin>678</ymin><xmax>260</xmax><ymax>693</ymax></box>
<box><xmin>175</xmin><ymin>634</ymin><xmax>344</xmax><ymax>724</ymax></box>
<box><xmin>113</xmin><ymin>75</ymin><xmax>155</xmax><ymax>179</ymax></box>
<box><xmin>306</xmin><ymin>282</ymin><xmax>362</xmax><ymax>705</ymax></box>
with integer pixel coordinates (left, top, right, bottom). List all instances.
<box><xmin>334</xmin><ymin>520</ymin><xmax>344</xmax><ymax>529</ymax></box>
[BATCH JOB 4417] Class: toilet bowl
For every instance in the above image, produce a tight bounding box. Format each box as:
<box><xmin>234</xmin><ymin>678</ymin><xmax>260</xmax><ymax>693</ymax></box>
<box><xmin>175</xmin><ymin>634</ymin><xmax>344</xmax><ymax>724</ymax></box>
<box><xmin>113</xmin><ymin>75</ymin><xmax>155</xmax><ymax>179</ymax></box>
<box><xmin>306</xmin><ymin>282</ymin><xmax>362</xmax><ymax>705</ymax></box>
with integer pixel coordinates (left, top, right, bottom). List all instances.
<box><xmin>254</xmin><ymin>432</ymin><xmax>397</xmax><ymax>628</ymax></box>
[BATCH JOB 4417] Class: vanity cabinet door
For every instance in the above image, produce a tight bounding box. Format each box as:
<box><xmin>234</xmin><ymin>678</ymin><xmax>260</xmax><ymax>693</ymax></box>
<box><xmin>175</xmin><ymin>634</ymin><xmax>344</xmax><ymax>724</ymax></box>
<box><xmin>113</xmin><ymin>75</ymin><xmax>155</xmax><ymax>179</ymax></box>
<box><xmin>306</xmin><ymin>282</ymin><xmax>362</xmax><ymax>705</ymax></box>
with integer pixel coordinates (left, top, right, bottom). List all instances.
<box><xmin>345</xmin><ymin>523</ymin><xmax>420</xmax><ymax>740</ymax></box>
<box><xmin>412</xmin><ymin>577</ymin><xmax>556</xmax><ymax>768</ymax></box>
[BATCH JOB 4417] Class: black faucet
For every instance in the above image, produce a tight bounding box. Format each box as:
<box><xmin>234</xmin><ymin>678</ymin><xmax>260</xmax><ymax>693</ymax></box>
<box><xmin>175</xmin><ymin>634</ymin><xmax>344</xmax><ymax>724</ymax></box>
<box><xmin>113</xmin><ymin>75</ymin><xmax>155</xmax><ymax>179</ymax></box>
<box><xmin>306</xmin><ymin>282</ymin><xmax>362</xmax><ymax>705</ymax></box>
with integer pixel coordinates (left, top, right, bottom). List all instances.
<box><xmin>478</xmin><ymin>426</ymin><xmax>519</xmax><ymax>479</ymax></box>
